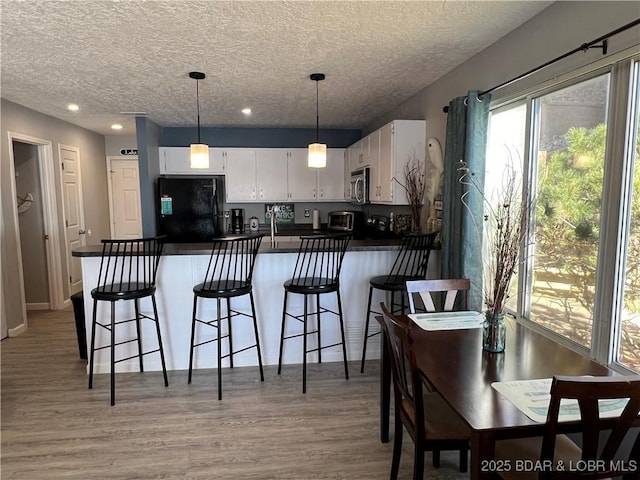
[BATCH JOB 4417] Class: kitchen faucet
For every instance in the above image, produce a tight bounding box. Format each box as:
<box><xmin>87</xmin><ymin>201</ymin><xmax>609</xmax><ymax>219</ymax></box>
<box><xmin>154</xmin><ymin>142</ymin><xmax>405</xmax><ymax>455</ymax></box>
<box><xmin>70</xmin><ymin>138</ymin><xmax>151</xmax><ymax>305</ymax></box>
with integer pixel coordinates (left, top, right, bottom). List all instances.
<box><xmin>269</xmin><ymin>206</ymin><xmax>278</xmax><ymax>247</ymax></box>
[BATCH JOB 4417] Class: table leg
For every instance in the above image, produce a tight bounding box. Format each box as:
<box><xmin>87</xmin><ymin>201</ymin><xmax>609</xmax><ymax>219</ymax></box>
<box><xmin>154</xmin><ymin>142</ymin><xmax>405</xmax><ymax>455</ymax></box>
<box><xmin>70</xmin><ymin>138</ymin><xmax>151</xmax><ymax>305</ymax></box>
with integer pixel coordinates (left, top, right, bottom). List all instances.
<box><xmin>470</xmin><ymin>430</ymin><xmax>496</xmax><ymax>480</ymax></box>
<box><xmin>380</xmin><ymin>329</ymin><xmax>390</xmax><ymax>443</ymax></box>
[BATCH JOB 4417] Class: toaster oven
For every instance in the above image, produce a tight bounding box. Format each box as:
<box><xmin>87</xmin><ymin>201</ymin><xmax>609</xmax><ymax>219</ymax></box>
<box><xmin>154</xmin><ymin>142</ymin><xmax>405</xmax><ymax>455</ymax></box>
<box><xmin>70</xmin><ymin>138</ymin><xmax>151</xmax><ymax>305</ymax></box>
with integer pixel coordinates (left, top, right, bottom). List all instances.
<box><xmin>327</xmin><ymin>211</ymin><xmax>365</xmax><ymax>238</ymax></box>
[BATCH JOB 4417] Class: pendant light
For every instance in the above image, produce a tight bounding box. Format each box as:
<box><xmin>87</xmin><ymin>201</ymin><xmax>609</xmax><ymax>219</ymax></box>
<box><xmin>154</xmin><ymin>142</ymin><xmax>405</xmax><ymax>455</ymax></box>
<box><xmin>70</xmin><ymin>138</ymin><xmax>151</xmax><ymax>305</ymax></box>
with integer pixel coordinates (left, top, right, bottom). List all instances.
<box><xmin>189</xmin><ymin>71</ymin><xmax>209</xmax><ymax>169</ymax></box>
<box><xmin>308</xmin><ymin>73</ymin><xmax>327</xmax><ymax>168</ymax></box>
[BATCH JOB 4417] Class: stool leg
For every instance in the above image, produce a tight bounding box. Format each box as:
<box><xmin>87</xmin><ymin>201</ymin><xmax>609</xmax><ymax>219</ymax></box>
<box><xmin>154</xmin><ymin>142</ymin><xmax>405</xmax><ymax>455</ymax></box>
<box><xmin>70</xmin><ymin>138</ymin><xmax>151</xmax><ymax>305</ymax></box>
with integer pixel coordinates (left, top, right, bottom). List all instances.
<box><xmin>400</xmin><ymin>291</ymin><xmax>405</xmax><ymax>315</ymax></box>
<box><xmin>249</xmin><ymin>291</ymin><xmax>264</xmax><ymax>382</ymax></box>
<box><xmin>188</xmin><ymin>296</ymin><xmax>198</xmax><ymax>384</ymax></box>
<box><xmin>110</xmin><ymin>301</ymin><xmax>116</xmax><ymax>406</ymax></box>
<box><xmin>134</xmin><ymin>298</ymin><xmax>144</xmax><ymax>373</ymax></box>
<box><xmin>336</xmin><ymin>289</ymin><xmax>349</xmax><ymax>381</ymax></box>
<box><xmin>277</xmin><ymin>291</ymin><xmax>288</xmax><ymax>375</ymax></box>
<box><xmin>226</xmin><ymin>297</ymin><xmax>234</xmax><ymax>368</ymax></box>
<box><xmin>217</xmin><ymin>297</ymin><xmax>223</xmax><ymax>400</ymax></box>
<box><xmin>302</xmin><ymin>294</ymin><xmax>308</xmax><ymax>394</ymax></box>
<box><xmin>88</xmin><ymin>298</ymin><xmax>98</xmax><ymax>390</ymax></box>
<box><xmin>151</xmin><ymin>295</ymin><xmax>168</xmax><ymax>388</ymax></box>
<box><xmin>316</xmin><ymin>293</ymin><xmax>321</xmax><ymax>364</ymax></box>
<box><xmin>360</xmin><ymin>286</ymin><xmax>374</xmax><ymax>373</ymax></box>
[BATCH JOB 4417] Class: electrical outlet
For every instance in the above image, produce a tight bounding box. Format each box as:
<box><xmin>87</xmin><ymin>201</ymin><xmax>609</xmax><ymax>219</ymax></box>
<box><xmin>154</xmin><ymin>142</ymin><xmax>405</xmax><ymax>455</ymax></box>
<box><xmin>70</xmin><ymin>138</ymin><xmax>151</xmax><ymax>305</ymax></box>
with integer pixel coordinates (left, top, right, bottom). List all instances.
<box><xmin>304</xmin><ymin>209</ymin><xmax>310</xmax><ymax>217</ymax></box>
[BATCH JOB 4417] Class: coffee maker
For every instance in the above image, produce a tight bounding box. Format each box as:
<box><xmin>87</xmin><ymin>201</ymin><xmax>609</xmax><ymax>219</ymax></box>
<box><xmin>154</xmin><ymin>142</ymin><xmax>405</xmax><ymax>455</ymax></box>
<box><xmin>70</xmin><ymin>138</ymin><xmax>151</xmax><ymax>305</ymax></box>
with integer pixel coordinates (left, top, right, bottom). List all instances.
<box><xmin>231</xmin><ymin>208</ymin><xmax>244</xmax><ymax>234</ymax></box>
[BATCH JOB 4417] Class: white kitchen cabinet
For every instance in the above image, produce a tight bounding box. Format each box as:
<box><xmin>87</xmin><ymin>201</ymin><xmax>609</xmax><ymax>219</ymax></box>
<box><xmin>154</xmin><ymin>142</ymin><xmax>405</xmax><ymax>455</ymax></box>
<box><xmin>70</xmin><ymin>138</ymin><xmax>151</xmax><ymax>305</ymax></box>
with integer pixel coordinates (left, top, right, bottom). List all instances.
<box><xmin>256</xmin><ymin>149</ymin><xmax>289</xmax><ymax>201</ymax></box>
<box><xmin>343</xmin><ymin>148</ymin><xmax>351</xmax><ymax>200</ymax></box>
<box><xmin>345</xmin><ymin>119</ymin><xmax>425</xmax><ymax>205</ymax></box>
<box><xmin>286</xmin><ymin>149</ymin><xmax>317</xmax><ymax>201</ymax></box>
<box><xmin>286</xmin><ymin>148</ymin><xmax>345</xmax><ymax>202</ymax></box>
<box><xmin>224</xmin><ymin>149</ymin><xmax>258</xmax><ymax>202</ymax></box>
<box><xmin>159</xmin><ymin>147</ymin><xmax>225</xmax><ymax>174</ymax></box>
<box><xmin>375</xmin><ymin>120</ymin><xmax>426</xmax><ymax>205</ymax></box>
<box><xmin>317</xmin><ymin>149</ymin><xmax>345</xmax><ymax>201</ymax></box>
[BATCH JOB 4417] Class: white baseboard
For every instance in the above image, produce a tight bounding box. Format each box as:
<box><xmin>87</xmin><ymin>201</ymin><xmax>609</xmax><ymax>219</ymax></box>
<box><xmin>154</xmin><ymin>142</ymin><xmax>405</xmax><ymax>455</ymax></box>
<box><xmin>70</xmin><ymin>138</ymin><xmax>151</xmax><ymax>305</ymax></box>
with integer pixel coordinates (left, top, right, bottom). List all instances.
<box><xmin>61</xmin><ymin>298</ymin><xmax>71</xmax><ymax>309</ymax></box>
<box><xmin>26</xmin><ymin>302</ymin><xmax>50</xmax><ymax>311</ymax></box>
<box><xmin>8</xmin><ymin>323</ymin><xmax>26</xmax><ymax>337</ymax></box>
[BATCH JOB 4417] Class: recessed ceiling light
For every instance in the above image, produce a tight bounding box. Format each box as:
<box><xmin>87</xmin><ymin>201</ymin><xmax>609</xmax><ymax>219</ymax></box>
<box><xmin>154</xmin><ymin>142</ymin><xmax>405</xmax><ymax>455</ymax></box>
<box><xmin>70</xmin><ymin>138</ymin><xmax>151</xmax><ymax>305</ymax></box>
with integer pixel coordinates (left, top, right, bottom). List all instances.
<box><xmin>111</xmin><ymin>124</ymin><xmax>123</xmax><ymax>130</ymax></box>
<box><xmin>241</xmin><ymin>108</ymin><xmax>252</xmax><ymax>116</ymax></box>
<box><xmin>67</xmin><ymin>103</ymin><xmax>79</xmax><ymax>112</ymax></box>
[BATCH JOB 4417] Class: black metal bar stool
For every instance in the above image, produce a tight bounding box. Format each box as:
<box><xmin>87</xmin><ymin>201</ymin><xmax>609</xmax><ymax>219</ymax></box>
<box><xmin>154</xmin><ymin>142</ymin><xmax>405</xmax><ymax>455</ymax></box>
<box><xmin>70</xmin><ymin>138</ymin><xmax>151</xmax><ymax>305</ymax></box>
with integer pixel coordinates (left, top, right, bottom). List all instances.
<box><xmin>188</xmin><ymin>234</ymin><xmax>264</xmax><ymax>400</ymax></box>
<box><xmin>277</xmin><ymin>233</ymin><xmax>351</xmax><ymax>393</ymax></box>
<box><xmin>360</xmin><ymin>232</ymin><xmax>438</xmax><ymax>373</ymax></box>
<box><xmin>88</xmin><ymin>236</ymin><xmax>168</xmax><ymax>406</ymax></box>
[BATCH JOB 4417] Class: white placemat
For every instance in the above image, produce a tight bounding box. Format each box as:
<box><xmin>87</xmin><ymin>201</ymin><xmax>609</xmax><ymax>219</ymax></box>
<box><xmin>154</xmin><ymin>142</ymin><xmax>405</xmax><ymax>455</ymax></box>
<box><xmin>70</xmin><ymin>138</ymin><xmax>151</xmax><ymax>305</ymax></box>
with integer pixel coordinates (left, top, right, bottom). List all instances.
<box><xmin>491</xmin><ymin>377</ymin><xmax>629</xmax><ymax>423</ymax></box>
<box><xmin>408</xmin><ymin>311</ymin><xmax>484</xmax><ymax>331</ymax></box>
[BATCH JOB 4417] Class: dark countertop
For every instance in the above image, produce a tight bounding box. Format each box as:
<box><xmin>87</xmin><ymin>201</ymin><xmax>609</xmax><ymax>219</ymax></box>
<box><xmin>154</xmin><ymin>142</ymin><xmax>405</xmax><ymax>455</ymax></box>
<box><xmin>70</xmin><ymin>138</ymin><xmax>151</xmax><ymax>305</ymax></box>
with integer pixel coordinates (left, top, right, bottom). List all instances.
<box><xmin>72</xmin><ymin>237</ymin><xmax>406</xmax><ymax>257</ymax></box>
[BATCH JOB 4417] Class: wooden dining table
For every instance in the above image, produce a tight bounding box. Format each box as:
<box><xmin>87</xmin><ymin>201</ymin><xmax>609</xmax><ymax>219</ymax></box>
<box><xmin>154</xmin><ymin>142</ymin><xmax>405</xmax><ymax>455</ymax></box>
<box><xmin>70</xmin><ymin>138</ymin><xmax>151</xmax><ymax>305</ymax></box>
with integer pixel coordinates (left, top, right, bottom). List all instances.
<box><xmin>376</xmin><ymin>315</ymin><xmax>617</xmax><ymax>480</ymax></box>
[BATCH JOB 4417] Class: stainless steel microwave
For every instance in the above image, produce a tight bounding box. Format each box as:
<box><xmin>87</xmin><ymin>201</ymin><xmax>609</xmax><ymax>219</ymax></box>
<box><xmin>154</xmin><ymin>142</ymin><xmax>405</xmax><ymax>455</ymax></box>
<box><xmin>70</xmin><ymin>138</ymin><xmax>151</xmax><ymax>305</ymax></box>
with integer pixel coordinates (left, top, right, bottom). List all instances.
<box><xmin>350</xmin><ymin>167</ymin><xmax>369</xmax><ymax>205</ymax></box>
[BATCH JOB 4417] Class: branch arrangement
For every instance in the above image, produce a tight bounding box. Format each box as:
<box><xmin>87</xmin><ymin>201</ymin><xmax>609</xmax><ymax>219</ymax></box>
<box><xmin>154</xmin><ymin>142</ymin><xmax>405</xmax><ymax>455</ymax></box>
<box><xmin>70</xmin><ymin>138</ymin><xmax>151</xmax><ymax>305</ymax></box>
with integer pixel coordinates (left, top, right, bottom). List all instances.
<box><xmin>458</xmin><ymin>150</ymin><xmax>533</xmax><ymax>314</ymax></box>
<box><xmin>402</xmin><ymin>151</ymin><xmax>426</xmax><ymax>231</ymax></box>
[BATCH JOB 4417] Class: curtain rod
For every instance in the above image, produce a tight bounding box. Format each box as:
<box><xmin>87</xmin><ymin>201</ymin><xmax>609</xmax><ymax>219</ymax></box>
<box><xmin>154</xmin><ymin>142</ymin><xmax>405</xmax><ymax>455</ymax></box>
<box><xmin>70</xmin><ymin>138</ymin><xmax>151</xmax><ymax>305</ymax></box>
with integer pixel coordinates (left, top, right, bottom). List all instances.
<box><xmin>442</xmin><ymin>18</ymin><xmax>640</xmax><ymax>113</ymax></box>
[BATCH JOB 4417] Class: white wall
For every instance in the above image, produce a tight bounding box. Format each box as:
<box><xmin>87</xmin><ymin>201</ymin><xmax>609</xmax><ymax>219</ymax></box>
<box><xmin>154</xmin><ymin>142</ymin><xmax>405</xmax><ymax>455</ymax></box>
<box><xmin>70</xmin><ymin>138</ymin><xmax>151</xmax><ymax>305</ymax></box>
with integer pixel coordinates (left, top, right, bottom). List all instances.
<box><xmin>1</xmin><ymin>99</ymin><xmax>109</xmax><ymax>331</ymax></box>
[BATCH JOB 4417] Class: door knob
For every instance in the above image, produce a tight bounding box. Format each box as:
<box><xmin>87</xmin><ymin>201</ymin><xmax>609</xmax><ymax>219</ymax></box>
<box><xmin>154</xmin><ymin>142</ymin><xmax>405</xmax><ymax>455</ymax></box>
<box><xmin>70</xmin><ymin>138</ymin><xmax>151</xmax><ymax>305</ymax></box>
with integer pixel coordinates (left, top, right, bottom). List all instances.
<box><xmin>79</xmin><ymin>229</ymin><xmax>86</xmax><ymax>235</ymax></box>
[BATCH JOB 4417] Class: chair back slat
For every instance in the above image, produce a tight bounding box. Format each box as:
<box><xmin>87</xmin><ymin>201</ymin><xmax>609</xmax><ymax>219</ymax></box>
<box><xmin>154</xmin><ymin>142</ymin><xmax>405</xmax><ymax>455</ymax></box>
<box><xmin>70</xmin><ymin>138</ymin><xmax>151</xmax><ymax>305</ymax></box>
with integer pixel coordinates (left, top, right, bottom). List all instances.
<box><xmin>380</xmin><ymin>302</ymin><xmax>425</xmax><ymax>437</ymax></box>
<box><xmin>95</xmin><ymin>236</ymin><xmax>165</xmax><ymax>294</ymax></box>
<box><xmin>386</xmin><ymin>232</ymin><xmax>438</xmax><ymax>283</ymax></box>
<box><xmin>406</xmin><ymin>278</ymin><xmax>470</xmax><ymax>313</ymax></box>
<box><xmin>540</xmin><ymin>375</ymin><xmax>640</xmax><ymax>480</ymax></box>
<box><xmin>290</xmin><ymin>233</ymin><xmax>351</xmax><ymax>287</ymax></box>
<box><xmin>200</xmin><ymin>235</ymin><xmax>263</xmax><ymax>291</ymax></box>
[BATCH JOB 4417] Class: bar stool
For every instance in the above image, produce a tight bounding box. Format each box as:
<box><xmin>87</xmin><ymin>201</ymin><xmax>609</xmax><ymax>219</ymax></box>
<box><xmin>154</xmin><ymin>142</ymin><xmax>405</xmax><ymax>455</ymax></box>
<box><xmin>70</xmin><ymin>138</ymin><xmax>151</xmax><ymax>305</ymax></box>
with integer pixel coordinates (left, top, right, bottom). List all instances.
<box><xmin>277</xmin><ymin>233</ymin><xmax>351</xmax><ymax>393</ymax></box>
<box><xmin>88</xmin><ymin>236</ymin><xmax>168</xmax><ymax>406</ymax></box>
<box><xmin>188</xmin><ymin>234</ymin><xmax>264</xmax><ymax>400</ymax></box>
<box><xmin>360</xmin><ymin>232</ymin><xmax>438</xmax><ymax>373</ymax></box>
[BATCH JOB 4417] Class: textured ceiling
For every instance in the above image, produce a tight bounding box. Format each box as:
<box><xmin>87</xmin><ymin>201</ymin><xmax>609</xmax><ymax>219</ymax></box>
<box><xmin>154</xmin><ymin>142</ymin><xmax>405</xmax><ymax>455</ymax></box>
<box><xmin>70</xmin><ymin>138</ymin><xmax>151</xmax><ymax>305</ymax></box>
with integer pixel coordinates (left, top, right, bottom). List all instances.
<box><xmin>1</xmin><ymin>0</ymin><xmax>552</xmax><ymax>136</ymax></box>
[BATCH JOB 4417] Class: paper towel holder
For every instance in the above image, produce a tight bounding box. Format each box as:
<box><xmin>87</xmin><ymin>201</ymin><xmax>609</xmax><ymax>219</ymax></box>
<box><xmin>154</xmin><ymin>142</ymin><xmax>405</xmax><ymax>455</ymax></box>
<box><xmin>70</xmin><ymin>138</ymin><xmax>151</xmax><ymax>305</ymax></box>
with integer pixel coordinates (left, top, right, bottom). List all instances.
<box><xmin>312</xmin><ymin>209</ymin><xmax>321</xmax><ymax>230</ymax></box>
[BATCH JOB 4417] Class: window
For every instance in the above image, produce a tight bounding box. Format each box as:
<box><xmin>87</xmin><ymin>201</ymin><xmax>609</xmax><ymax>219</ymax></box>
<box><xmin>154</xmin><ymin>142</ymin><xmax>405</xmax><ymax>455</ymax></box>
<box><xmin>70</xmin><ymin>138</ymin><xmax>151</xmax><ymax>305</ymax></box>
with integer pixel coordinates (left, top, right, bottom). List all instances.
<box><xmin>530</xmin><ymin>75</ymin><xmax>610</xmax><ymax>349</ymax></box>
<box><xmin>486</xmin><ymin>53</ymin><xmax>640</xmax><ymax>373</ymax></box>
<box><xmin>618</xmin><ymin>61</ymin><xmax>640</xmax><ymax>372</ymax></box>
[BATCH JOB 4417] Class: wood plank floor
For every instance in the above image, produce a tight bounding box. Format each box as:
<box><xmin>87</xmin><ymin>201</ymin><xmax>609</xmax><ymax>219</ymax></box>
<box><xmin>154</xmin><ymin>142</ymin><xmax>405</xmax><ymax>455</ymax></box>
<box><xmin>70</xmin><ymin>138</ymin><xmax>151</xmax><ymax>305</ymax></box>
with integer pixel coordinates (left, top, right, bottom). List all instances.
<box><xmin>2</xmin><ymin>308</ymin><xmax>469</xmax><ymax>480</ymax></box>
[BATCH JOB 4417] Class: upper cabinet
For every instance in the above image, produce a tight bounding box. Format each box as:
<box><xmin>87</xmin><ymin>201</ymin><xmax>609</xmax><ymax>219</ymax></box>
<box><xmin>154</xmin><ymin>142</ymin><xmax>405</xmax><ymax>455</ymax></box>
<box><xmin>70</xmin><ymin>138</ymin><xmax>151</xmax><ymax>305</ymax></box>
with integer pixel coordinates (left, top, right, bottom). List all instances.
<box><xmin>159</xmin><ymin>147</ymin><xmax>226</xmax><ymax>174</ymax></box>
<box><xmin>159</xmin><ymin>146</ymin><xmax>346</xmax><ymax>204</ymax></box>
<box><xmin>347</xmin><ymin>119</ymin><xmax>426</xmax><ymax>205</ymax></box>
<box><xmin>287</xmin><ymin>148</ymin><xmax>345</xmax><ymax>202</ymax></box>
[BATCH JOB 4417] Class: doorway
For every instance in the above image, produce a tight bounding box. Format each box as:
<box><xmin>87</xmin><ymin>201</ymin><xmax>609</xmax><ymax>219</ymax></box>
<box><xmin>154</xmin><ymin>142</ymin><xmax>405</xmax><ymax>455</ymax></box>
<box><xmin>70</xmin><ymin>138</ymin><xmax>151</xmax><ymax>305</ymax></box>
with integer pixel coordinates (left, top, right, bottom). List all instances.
<box><xmin>106</xmin><ymin>157</ymin><xmax>143</xmax><ymax>238</ymax></box>
<box><xmin>14</xmin><ymin>141</ymin><xmax>50</xmax><ymax>310</ymax></box>
<box><xmin>6</xmin><ymin>132</ymin><xmax>64</xmax><ymax>336</ymax></box>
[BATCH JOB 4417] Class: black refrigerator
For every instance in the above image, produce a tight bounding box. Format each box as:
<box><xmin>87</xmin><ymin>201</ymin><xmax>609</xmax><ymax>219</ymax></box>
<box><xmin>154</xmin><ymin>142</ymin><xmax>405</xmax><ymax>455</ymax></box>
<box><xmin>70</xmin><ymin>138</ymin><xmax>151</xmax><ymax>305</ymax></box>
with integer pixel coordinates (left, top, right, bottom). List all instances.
<box><xmin>157</xmin><ymin>176</ymin><xmax>225</xmax><ymax>242</ymax></box>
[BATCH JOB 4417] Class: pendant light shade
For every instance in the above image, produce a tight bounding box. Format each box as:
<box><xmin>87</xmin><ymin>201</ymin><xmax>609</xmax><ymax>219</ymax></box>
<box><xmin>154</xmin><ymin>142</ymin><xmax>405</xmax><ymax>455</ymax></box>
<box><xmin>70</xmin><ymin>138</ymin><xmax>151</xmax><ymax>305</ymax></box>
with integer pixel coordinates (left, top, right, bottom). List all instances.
<box><xmin>308</xmin><ymin>73</ymin><xmax>326</xmax><ymax>168</ymax></box>
<box><xmin>189</xmin><ymin>71</ymin><xmax>209</xmax><ymax>169</ymax></box>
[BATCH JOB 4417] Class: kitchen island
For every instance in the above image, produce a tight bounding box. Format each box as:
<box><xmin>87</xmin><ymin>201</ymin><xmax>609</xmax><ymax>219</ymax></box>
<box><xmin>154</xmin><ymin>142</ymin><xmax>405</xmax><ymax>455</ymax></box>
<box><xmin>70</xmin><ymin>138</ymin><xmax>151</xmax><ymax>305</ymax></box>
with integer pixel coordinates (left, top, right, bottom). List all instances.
<box><xmin>73</xmin><ymin>238</ymin><xmax>439</xmax><ymax>374</ymax></box>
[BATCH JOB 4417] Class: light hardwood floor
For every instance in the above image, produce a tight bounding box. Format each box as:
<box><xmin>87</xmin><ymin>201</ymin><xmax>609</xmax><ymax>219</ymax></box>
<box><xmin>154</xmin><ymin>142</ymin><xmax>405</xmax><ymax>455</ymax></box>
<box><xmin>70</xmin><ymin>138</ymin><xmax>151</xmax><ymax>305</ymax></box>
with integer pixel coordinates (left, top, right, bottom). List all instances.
<box><xmin>2</xmin><ymin>308</ymin><xmax>469</xmax><ymax>480</ymax></box>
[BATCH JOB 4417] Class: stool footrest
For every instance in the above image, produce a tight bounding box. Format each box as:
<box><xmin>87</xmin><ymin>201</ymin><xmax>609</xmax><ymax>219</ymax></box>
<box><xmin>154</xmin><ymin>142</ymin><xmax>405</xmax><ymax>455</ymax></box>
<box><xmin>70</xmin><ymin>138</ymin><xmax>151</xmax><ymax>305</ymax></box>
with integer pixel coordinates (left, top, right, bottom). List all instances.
<box><xmin>306</xmin><ymin>341</ymin><xmax>344</xmax><ymax>354</ymax></box>
<box><xmin>221</xmin><ymin>343</ymin><xmax>259</xmax><ymax>359</ymax></box>
<box><xmin>93</xmin><ymin>338</ymin><xmax>139</xmax><ymax>351</ymax></box>
<box><xmin>192</xmin><ymin>333</ymin><xmax>230</xmax><ymax>348</ymax></box>
<box><xmin>283</xmin><ymin>330</ymin><xmax>318</xmax><ymax>341</ymax></box>
<box><xmin>114</xmin><ymin>348</ymin><xmax>161</xmax><ymax>364</ymax></box>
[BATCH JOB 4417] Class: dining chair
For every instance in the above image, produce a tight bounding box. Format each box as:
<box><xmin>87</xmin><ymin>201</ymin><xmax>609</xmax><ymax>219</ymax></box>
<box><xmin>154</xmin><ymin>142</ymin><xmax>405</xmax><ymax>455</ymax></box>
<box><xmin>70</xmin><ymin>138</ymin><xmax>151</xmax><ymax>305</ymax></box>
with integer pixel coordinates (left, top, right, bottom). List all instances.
<box><xmin>88</xmin><ymin>236</ymin><xmax>169</xmax><ymax>406</ymax></box>
<box><xmin>405</xmin><ymin>278</ymin><xmax>470</xmax><ymax>313</ymax></box>
<box><xmin>380</xmin><ymin>302</ymin><xmax>469</xmax><ymax>479</ymax></box>
<box><xmin>360</xmin><ymin>232</ymin><xmax>438</xmax><ymax>373</ymax></box>
<box><xmin>494</xmin><ymin>375</ymin><xmax>640</xmax><ymax>480</ymax></box>
<box><xmin>188</xmin><ymin>234</ymin><xmax>265</xmax><ymax>400</ymax></box>
<box><xmin>277</xmin><ymin>233</ymin><xmax>351</xmax><ymax>393</ymax></box>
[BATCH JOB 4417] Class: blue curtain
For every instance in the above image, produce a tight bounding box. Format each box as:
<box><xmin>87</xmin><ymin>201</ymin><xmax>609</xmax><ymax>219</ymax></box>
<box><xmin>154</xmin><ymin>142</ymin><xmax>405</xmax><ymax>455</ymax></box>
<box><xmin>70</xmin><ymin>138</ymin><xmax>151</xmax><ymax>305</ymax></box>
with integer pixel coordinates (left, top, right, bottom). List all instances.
<box><xmin>441</xmin><ymin>91</ymin><xmax>491</xmax><ymax>311</ymax></box>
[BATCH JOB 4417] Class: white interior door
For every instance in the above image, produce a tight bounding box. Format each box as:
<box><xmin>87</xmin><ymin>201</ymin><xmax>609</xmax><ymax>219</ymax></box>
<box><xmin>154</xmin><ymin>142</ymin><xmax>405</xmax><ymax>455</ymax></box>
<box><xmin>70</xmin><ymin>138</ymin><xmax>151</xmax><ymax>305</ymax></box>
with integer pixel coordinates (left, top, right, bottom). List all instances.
<box><xmin>108</xmin><ymin>158</ymin><xmax>142</xmax><ymax>239</ymax></box>
<box><xmin>60</xmin><ymin>145</ymin><xmax>85</xmax><ymax>295</ymax></box>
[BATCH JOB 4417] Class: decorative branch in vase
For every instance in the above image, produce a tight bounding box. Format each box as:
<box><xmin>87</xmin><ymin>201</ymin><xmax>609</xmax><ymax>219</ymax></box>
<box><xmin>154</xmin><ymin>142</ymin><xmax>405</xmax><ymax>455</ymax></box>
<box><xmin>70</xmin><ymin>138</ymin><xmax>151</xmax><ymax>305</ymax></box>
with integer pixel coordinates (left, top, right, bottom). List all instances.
<box><xmin>396</xmin><ymin>150</ymin><xmax>426</xmax><ymax>233</ymax></box>
<box><xmin>458</xmin><ymin>148</ymin><xmax>533</xmax><ymax>352</ymax></box>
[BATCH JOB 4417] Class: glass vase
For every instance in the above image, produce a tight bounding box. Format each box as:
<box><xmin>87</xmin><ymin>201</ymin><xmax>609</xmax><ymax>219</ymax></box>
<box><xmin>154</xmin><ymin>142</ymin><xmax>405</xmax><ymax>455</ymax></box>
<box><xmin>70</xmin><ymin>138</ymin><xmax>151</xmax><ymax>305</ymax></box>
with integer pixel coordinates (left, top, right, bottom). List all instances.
<box><xmin>483</xmin><ymin>311</ymin><xmax>506</xmax><ymax>353</ymax></box>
